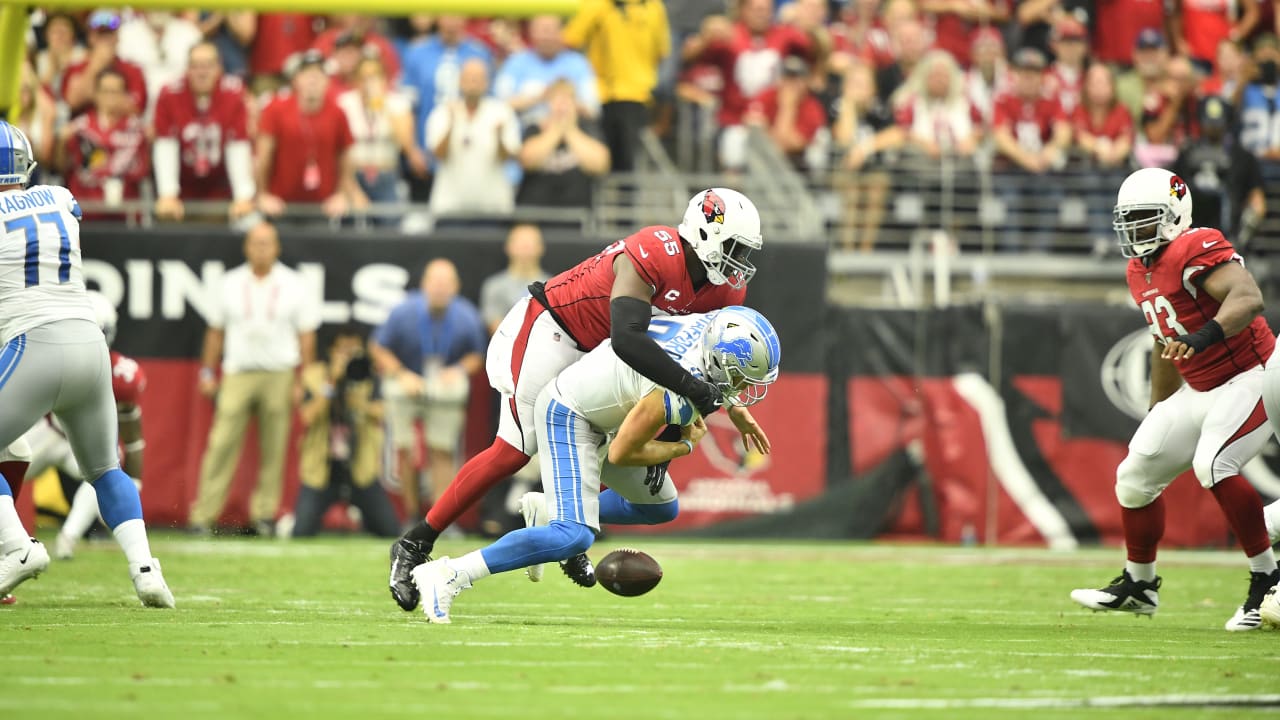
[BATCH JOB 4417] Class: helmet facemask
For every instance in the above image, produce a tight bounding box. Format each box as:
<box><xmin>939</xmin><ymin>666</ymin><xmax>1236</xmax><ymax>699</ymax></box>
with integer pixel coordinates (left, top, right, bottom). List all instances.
<box><xmin>698</xmin><ymin>229</ymin><xmax>759</xmax><ymax>290</ymax></box>
<box><xmin>1114</xmin><ymin>204</ymin><xmax>1172</xmax><ymax>259</ymax></box>
<box><xmin>701</xmin><ymin>311</ymin><xmax>780</xmax><ymax>407</ymax></box>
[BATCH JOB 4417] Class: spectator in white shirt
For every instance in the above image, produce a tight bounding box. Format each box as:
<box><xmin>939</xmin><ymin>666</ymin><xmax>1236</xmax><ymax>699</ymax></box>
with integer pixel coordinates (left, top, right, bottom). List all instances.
<box><xmin>117</xmin><ymin>10</ymin><xmax>203</xmax><ymax>116</ymax></box>
<box><xmin>426</xmin><ymin>58</ymin><xmax>521</xmax><ymax>218</ymax></box>
<box><xmin>336</xmin><ymin>55</ymin><xmax>427</xmax><ymax>213</ymax></box>
<box><xmin>190</xmin><ymin>222</ymin><xmax>320</xmax><ymax>536</ymax></box>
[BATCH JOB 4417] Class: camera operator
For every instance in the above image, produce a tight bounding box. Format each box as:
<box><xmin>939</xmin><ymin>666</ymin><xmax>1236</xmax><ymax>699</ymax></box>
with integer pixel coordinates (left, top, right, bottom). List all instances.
<box><xmin>289</xmin><ymin>327</ymin><xmax>399</xmax><ymax>538</ymax></box>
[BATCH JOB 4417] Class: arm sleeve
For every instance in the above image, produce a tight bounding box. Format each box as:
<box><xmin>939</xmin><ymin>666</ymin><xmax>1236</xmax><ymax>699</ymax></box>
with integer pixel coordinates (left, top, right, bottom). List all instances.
<box><xmin>425</xmin><ymin>106</ymin><xmax>450</xmax><ymax>150</ymax></box>
<box><xmin>153</xmin><ymin>137</ymin><xmax>181</xmax><ymax>197</ymax></box>
<box><xmin>609</xmin><ymin>296</ymin><xmax>708</xmax><ymax>398</ymax></box>
<box><xmin>224</xmin><ymin>140</ymin><xmax>256</xmax><ymax>201</ymax></box>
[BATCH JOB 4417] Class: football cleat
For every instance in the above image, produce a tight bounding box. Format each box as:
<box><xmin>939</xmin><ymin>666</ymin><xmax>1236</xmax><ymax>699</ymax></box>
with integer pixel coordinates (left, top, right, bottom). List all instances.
<box><xmin>1224</xmin><ymin>570</ymin><xmax>1279</xmax><ymax>632</ymax></box>
<box><xmin>0</xmin><ymin>594</ymin><xmax>13</xmax><ymax>605</ymax></box>
<box><xmin>560</xmin><ymin>552</ymin><xmax>597</xmax><ymax>588</ymax></box>
<box><xmin>0</xmin><ymin>538</ymin><xmax>50</xmax><ymax>596</ymax></box>
<box><xmin>412</xmin><ymin>557</ymin><xmax>470</xmax><ymax>624</ymax></box>
<box><xmin>518</xmin><ymin>492</ymin><xmax>548</xmax><ymax>582</ymax></box>
<box><xmin>389</xmin><ymin>538</ymin><xmax>430</xmax><ymax>611</ymax></box>
<box><xmin>130</xmin><ymin>558</ymin><xmax>174</xmax><ymax>608</ymax></box>
<box><xmin>1070</xmin><ymin>570</ymin><xmax>1160</xmax><ymax>616</ymax></box>
<box><xmin>53</xmin><ymin>532</ymin><xmax>76</xmax><ymax>561</ymax></box>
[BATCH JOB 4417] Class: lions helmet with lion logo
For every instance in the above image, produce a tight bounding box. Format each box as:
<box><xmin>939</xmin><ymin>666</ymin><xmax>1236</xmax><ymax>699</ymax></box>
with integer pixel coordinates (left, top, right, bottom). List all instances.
<box><xmin>677</xmin><ymin>188</ymin><xmax>763</xmax><ymax>289</ymax></box>
<box><xmin>1113</xmin><ymin>167</ymin><xmax>1193</xmax><ymax>258</ymax></box>
<box><xmin>701</xmin><ymin>306</ymin><xmax>781</xmax><ymax>407</ymax></box>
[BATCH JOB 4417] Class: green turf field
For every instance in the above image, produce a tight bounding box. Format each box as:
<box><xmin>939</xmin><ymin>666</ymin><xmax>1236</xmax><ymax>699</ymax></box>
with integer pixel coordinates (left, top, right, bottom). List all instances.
<box><xmin>2</xmin><ymin>535</ymin><xmax>1277</xmax><ymax>719</ymax></box>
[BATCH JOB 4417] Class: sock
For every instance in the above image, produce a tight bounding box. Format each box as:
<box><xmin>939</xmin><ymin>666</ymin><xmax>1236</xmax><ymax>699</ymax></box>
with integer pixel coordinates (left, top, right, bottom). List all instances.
<box><xmin>1210</xmin><ymin>475</ymin><xmax>1273</xmax><ymax>557</ymax></box>
<box><xmin>61</xmin><ymin>482</ymin><xmax>102</xmax><ymax>543</ymax></box>
<box><xmin>1121</xmin><ymin>495</ymin><xmax>1164</xmax><ymax>570</ymax></box>
<box><xmin>0</xmin><ymin>461</ymin><xmax>28</xmax><ymax>501</ymax></box>
<box><xmin>447</xmin><ymin>550</ymin><xmax>492</xmax><ymax>584</ymax></box>
<box><xmin>599</xmin><ymin>490</ymin><xmax>679</xmax><ymax>525</ymax></box>
<box><xmin>1247</xmin><ymin>549</ymin><xmax>1279</xmax><ymax>575</ymax></box>
<box><xmin>1125</xmin><ymin>560</ymin><xmax>1157</xmax><ymax>583</ymax></box>
<box><xmin>112</xmin><ymin>518</ymin><xmax>155</xmax><ymax>567</ymax></box>
<box><xmin>402</xmin><ymin>519</ymin><xmax>440</xmax><ymax>546</ymax></box>
<box><xmin>0</xmin><ymin>492</ymin><xmax>29</xmax><ymax>553</ymax></box>
<box><xmin>92</xmin><ymin>468</ymin><xmax>143</xmax><ymax>529</ymax></box>
<box><xmin>425</xmin><ymin>440</ymin><xmax>529</xmax><ymax>532</ymax></box>
<box><xmin>478</xmin><ymin>520</ymin><xmax>594</xmax><ymax>574</ymax></box>
<box><xmin>1265</xmin><ymin>499</ymin><xmax>1280</xmax><ymax>545</ymax></box>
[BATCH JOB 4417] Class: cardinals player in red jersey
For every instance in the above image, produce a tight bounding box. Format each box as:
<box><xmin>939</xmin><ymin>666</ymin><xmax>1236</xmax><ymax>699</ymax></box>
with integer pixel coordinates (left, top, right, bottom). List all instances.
<box><xmin>1071</xmin><ymin>167</ymin><xmax>1279</xmax><ymax>631</ymax></box>
<box><xmin>388</xmin><ymin>188</ymin><xmax>770</xmax><ymax>611</ymax></box>
<box><xmin>0</xmin><ymin>292</ymin><xmax>147</xmax><ymax>601</ymax></box>
<box><xmin>152</xmin><ymin>42</ymin><xmax>256</xmax><ymax>222</ymax></box>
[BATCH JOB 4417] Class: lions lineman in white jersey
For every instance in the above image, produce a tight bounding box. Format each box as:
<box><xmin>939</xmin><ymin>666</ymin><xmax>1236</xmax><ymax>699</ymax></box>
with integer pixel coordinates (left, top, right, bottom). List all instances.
<box><xmin>0</xmin><ymin>121</ymin><xmax>172</xmax><ymax>607</ymax></box>
<box><xmin>411</xmin><ymin>305</ymin><xmax>781</xmax><ymax>623</ymax></box>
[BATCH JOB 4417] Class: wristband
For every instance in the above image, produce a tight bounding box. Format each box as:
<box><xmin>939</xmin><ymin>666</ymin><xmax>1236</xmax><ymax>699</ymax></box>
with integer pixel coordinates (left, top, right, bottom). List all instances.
<box><xmin>199</xmin><ymin>367</ymin><xmax>215</xmax><ymax>382</ymax></box>
<box><xmin>117</xmin><ymin>405</ymin><xmax>142</xmax><ymax>422</ymax></box>
<box><xmin>679</xmin><ymin>439</ymin><xmax>694</xmax><ymax>456</ymax></box>
<box><xmin>123</xmin><ymin>439</ymin><xmax>146</xmax><ymax>453</ymax></box>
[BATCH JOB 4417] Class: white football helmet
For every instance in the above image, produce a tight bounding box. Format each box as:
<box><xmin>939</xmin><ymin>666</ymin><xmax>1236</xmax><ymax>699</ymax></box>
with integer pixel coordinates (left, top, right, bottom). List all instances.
<box><xmin>0</xmin><ymin>120</ymin><xmax>37</xmax><ymax>187</ymax></box>
<box><xmin>701</xmin><ymin>306</ymin><xmax>781</xmax><ymax>407</ymax></box>
<box><xmin>1113</xmin><ymin>167</ymin><xmax>1193</xmax><ymax>258</ymax></box>
<box><xmin>87</xmin><ymin>290</ymin><xmax>118</xmax><ymax>346</ymax></box>
<box><xmin>676</xmin><ymin>188</ymin><xmax>762</xmax><ymax>289</ymax></box>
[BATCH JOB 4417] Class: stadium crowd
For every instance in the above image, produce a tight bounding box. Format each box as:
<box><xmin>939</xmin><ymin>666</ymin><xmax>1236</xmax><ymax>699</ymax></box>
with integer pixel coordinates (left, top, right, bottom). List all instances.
<box><xmin>14</xmin><ymin>0</ymin><xmax>1280</xmax><ymax>249</ymax></box>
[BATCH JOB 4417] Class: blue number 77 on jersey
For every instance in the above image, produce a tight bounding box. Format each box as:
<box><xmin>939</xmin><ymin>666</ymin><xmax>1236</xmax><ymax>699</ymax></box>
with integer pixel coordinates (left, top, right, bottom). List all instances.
<box><xmin>5</xmin><ymin>212</ymin><xmax>71</xmax><ymax>287</ymax></box>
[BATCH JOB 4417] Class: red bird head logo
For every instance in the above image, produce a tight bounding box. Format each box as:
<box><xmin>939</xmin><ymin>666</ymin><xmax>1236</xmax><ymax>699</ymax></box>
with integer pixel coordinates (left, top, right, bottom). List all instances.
<box><xmin>701</xmin><ymin>190</ymin><xmax>725</xmax><ymax>224</ymax></box>
<box><xmin>1169</xmin><ymin>175</ymin><xmax>1188</xmax><ymax>200</ymax></box>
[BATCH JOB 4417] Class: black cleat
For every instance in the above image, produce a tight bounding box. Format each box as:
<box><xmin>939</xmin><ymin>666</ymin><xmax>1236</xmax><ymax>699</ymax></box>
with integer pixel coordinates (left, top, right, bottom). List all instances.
<box><xmin>389</xmin><ymin>538</ymin><xmax>431</xmax><ymax>611</ymax></box>
<box><xmin>1224</xmin><ymin>569</ymin><xmax>1280</xmax><ymax>631</ymax></box>
<box><xmin>559</xmin><ymin>553</ymin><xmax>596</xmax><ymax>588</ymax></box>
<box><xmin>1070</xmin><ymin>570</ymin><xmax>1161</xmax><ymax>616</ymax></box>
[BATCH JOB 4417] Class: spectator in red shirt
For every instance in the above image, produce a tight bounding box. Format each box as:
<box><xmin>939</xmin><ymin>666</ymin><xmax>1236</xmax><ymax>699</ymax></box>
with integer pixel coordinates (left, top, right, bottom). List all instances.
<box><xmin>992</xmin><ymin>47</ymin><xmax>1071</xmax><ymax>250</ymax></box>
<box><xmin>1200</xmin><ymin>38</ymin><xmax>1248</xmax><ymax>103</ymax></box>
<box><xmin>1093</xmin><ymin>0</ymin><xmax>1166</xmax><ymax>65</ymax></box>
<box><xmin>830</xmin><ymin>0</ymin><xmax>897</xmax><ymax>69</ymax></box>
<box><xmin>255</xmin><ymin>50</ymin><xmax>367</xmax><ymax>220</ymax></box>
<box><xmin>60</xmin><ymin>11</ymin><xmax>148</xmax><ymax>118</ymax></box>
<box><xmin>747</xmin><ymin>53</ymin><xmax>828</xmax><ymax>169</ymax></box>
<box><xmin>60</xmin><ymin>67</ymin><xmax>149</xmax><ymax>219</ymax></box>
<box><xmin>920</xmin><ymin>0</ymin><xmax>1011</xmax><ymax>67</ymax></box>
<box><xmin>1045</xmin><ymin>17</ymin><xmax>1089</xmax><ymax>116</ymax></box>
<box><xmin>152</xmin><ymin>42</ymin><xmax>256</xmax><ymax>223</ymax></box>
<box><xmin>1137</xmin><ymin>53</ymin><xmax>1199</xmax><ymax>167</ymax></box>
<box><xmin>1072</xmin><ymin>63</ymin><xmax>1135</xmax><ymax>241</ymax></box>
<box><xmin>1169</xmin><ymin>0</ymin><xmax>1258</xmax><ymax>73</ymax></box>
<box><xmin>246</xmin><ymin>13</ymin><xmax>322</xmax><ymax>95</ymax></box>
<box><xmin>313</xmin><ymin>14</ymin><xmax>402</xmax><ymax>83</ymax></box>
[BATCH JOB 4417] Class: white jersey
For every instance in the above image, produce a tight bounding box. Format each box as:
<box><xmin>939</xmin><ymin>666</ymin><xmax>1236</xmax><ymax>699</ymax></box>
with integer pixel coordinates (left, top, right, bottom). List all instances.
<box><xmin>552</xmin><ymin>312</ymin><xmax>711</xmax><ymax>433</ymax></box>
<box><xmin>0</xmin><ymin>185</ymin><xmax>94</xmax><ymax>344</ymax></box>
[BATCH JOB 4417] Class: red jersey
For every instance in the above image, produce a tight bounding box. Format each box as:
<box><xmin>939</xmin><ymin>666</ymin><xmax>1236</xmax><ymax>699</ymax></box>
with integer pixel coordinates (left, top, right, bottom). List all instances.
<box><xmin>258</xmin><ymin>92</ymin><xmax>353</xmax><ymax>202</ymax></box>
<box><xmin>249</xmin><ymin>13</ymin><xmax>320</xmax><ymax>76</ymax></box>
<box><xmin>751</xmin><ymin>86</ymin><xmax>827</xmax><ymax>145</ymax></box>
<box><xmin>932</xmin><ymin>5</ymin><xmax>1009</xmax><ymax>67</ymax></box>
<box><xmin>60</xmin><ymin>57</ymin><xmax>147</xmax><ymax>115</ymax></box>
<box><xmin>1127</xmin><ymin>228</ymin><xmax>1274</xmax><ymax>391</ymax></box>
<box><xmin>536</xmin><ymin>226</ymin><xmax>748</xmax><ymax>351</ymax></box>
<box><xmin>1045</xmin><ymin>64</ymin><xmax>1083</xmax><ymax>115</ymax></box>
<box><xmin>152</xmin><ymin>76</ymin><xmax>250</xmax><ymax>201</ymax></box>
<box><xmin>1181</xmin><ymin>0</ymin><xmax>1233</xmax><ymax>63</ymax></box>
<box><xmin>1092</xmin><ymin>0</ymin><xmax>1166</xmax><ymax>65</ymax></box>
<box><xmin>699</xmin><ymin>23</ymin><xmax>812</xmax><ymax>126</ymax></box>
<box><xmin>1141</xmin><ymin>90</ymin><xmax>1199</xmax><ymax>146</ymax></box>
<box><xmin>1072</xmin><ymin>103</ymin><xmax>1135</xmax><ymax>141</ymax></box>
<box><xmin>64</xmin><ymin>111</ymin><xmax>149</xmax><ymax>208</ymax></box>
<box><xmin>110</xmin><ymin>351</ymin><xmax>147</xmax><ymax>406</ymax></box>
<box><xmin>993</xmin><ymin>93</ymin><xmax>1066</xmax><ymax>151</ymax></box>
<box><xmin>831</xmin><ymin>19</ymin><xmax>895</xmax><ymax>68</ymax></box>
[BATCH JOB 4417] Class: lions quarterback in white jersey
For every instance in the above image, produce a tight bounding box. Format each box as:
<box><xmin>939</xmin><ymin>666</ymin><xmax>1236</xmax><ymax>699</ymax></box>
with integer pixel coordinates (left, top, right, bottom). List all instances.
<box><xmin>410</xmin><ymin>305</ymin><xmax>780</xmax><ymax>623</ymax></box>
<box><xmin>0</xmin><ymin>120</ymin><xmax>172</xmax><ymax>607</ymax></box>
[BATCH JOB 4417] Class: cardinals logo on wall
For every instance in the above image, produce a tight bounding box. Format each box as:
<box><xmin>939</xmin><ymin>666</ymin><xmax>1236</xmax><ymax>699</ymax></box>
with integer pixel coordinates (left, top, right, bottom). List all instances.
<box><xmin>702</xmin><ymin>190</ymin><xmax>725</xmax><ymax>224</ymax></box>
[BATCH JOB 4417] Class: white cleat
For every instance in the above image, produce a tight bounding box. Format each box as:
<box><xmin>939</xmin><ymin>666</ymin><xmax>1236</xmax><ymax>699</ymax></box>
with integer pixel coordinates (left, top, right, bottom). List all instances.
<box><xmin>0</xmin><ymin>539</ymin><xmax>50</xmax><ymax>596</ymax></box>
<box><xmin>1226</xmin><ymin>571</ymin><xmax>1280</xmax><ymax>632</ymax></box>
<box><xmin>519</xmin><ymin>492</ymin><xmax>549</xmax><ymax>582</ymax></box>
<box><xmin>130</xmin><ymin>558</ymin><xmax>175</xmax><ymax>609</ymax></box>
<box><xmin>53</xmin><ymin>532</ymin><xmax>75</xmax><ymax>560</ymax></box>
<box><xmin>412</xmin><ymin>557</ymin><xmax>470</xmax><ymax>624</ymax></box>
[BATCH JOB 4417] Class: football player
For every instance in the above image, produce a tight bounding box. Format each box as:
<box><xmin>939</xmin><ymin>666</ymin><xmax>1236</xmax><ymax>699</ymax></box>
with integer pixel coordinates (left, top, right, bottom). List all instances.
<box><xmin>152</xmin><ymin>41</ymin><xmax>255</xmax><ymax>222</ymax></box>
<box><xmin>412</xmin><ymin>306</ymin><xmax>781</xmax><ymax>623</ymax></box>
<box><xmin>388</xmin><ymin>188</ymin><xmax>772</xmax><ymax>611</ymax></box>
<box><xmin>0</xmin><ymin>121</ymin><xmax>173</xmax><ymax>607</ymax></box>
<box><xmin>1071</xmin><ymin>167</ymin><xmax>1278</xmax><ymax>631</ymax></box>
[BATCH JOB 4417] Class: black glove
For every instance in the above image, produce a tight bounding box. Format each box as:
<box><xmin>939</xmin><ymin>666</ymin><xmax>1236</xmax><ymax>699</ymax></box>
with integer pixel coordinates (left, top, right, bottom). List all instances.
<box><xmin>1172</xmin><ymin>319</ymin><xmax>1225</xmax><ymax>353</ymax></box>
<box><xmin>644</xmin><ymin>462</ymin><xmax>669</xmax><ymax>496</ymax></box>
<box><xmin>685</xmin><ymin>377</ymin><xmax>724</xmax><ymax>417</ymax></box>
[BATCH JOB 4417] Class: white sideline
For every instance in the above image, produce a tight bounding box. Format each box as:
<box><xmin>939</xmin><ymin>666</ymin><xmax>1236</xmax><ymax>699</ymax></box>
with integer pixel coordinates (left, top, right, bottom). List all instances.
<box><xmin>952</xmin><ymin>372</ymin><xmax>1079</xmax><ymax>550</ymax></box>
<box><xmin>849</xmin><ymin>694</ymin><xmax>1280</xmax><ymax>710</ymax></box>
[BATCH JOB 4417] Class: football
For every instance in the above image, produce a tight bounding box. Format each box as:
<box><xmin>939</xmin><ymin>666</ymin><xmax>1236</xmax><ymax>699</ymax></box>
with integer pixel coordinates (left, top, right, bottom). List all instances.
<box><xmin>596</xmin><ymin>548</ymin><xmax>663</xmax><ymax>597</ymax></box>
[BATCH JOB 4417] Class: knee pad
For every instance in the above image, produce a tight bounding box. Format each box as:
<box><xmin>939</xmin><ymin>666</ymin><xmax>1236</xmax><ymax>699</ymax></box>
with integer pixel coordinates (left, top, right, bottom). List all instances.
<box><xmin>548</xmin><ymin>520</ymin><xmax>595</xmax><ymax>556</ymax></box>
<box><xmin>634</xmin><ymin>499</ymin><xmax>679</xmax><ymax>525</ymax></box>
<box><xmin>1114</xmin><ymin>456</ymin><xmax>1162</xmax><ymax>509</ymax></box>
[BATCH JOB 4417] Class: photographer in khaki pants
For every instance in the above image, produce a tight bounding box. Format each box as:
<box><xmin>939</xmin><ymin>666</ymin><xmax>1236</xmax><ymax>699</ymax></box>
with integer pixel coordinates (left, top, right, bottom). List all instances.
<box><xmin>190</xmin><ymin>223</ymin><xmax>320</xmax><ymax>535</ymax></box>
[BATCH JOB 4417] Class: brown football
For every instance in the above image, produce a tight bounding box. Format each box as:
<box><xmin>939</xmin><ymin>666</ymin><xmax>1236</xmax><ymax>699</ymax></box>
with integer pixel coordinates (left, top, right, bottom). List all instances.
<box><xmin>596</xmin><ymin>548</ymin><xmax>663</xmax><ymax>597</ymax></box>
